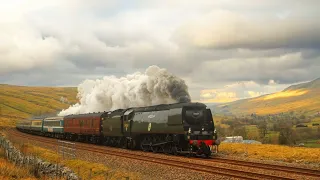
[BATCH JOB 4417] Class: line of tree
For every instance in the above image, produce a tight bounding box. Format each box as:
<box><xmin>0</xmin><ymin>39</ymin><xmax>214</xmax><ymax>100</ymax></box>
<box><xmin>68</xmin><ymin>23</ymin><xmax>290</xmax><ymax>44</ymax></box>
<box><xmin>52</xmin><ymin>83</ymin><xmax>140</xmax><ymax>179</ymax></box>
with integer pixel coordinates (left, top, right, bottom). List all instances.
<box><xmin>215</xmin><ymin>112</ymin><xmax>320</xmax><ymax>145</ymax></box>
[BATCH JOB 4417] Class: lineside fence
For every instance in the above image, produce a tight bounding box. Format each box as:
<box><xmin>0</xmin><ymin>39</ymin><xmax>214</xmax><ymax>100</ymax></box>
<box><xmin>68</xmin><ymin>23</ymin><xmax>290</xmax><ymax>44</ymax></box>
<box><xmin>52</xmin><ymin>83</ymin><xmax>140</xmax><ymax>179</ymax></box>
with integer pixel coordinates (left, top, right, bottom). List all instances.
<box><xmin>57</xmin><ymin>140</ymin><xmax>76</xmax><ymax>159</ymax></box>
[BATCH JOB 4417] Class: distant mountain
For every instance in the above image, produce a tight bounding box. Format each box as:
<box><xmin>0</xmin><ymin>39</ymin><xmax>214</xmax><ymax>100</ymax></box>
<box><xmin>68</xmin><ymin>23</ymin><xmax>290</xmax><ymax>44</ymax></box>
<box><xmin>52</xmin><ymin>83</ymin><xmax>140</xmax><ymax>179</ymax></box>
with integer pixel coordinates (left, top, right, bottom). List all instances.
<box><xmin>212</xmin><ymin>78</ymin><xmax>320</xmax><ymax>116</ymax></box>
<box><xmin>284</xmin><ymin>78</ymin><xmax>320</xmax><ymax>91</ymax></box>
<box><xmin>0</xmin><ymin>84</ymin><xmax>77</xmax><ymax>127</ymax></box>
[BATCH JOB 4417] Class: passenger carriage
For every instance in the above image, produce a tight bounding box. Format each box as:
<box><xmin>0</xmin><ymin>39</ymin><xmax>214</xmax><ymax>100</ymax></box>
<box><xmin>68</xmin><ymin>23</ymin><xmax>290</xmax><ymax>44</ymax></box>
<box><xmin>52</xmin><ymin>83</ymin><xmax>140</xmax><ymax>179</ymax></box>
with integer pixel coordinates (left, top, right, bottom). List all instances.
<box><xmin>42</xmin><ymin>116</ymin><xmax>64</xmax><ymax>138</ymax></box>
<box><xmin>16</xmin><ymin>119</ymin><xmax>32</xmax><ymax>132</ymax></box>
<box><xmin>29</xmin><ymin>118</ymin><xmax>43</xmax><ymax>135</ymax></box>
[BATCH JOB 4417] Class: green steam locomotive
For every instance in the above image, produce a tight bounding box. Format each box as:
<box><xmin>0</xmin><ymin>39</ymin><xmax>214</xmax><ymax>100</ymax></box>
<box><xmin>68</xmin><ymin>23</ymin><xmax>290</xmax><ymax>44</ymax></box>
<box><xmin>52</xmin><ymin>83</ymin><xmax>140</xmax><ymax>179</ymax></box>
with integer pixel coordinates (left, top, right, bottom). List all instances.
<box><xmin>17</xmin><ymin>102</ymin><xmax>218</xmax><ymax>157</ymax></box>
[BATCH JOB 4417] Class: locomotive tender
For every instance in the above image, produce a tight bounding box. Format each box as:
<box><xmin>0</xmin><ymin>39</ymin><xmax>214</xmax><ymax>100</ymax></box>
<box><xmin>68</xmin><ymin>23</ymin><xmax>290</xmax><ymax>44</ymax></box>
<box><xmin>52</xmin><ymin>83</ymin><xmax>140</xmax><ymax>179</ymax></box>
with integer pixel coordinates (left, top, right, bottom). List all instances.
<box><xmin>16</xmin><ymin>102</ymin><xmax>218</xmax><ymax>157</ymax></box>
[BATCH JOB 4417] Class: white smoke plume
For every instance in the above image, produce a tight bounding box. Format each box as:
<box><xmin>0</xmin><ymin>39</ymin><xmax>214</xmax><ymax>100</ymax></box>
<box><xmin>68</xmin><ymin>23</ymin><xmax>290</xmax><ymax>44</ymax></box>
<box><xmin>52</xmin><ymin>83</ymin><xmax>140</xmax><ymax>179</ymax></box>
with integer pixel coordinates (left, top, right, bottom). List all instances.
<box><xmin>58</xmin><ymin>65</ymin><xmax>191</xmax><ymax>116</ymax></box>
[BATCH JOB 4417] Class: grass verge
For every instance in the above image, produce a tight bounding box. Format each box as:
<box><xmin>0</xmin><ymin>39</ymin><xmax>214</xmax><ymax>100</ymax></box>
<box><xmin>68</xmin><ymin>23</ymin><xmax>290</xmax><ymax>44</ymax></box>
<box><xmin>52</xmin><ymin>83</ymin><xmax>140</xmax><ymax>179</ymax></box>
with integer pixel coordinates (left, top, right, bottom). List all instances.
<box><xmin>0</xmin><ymin>148</ymin><xmax>37</xmax><ymax>180</ymax></box>
<box><xmin>219</xmin><ymin>143</ymin><xmax>320</xmax><ymax>164</ymax></box>
<box><xmin>14</xmin><ymin>142</ymin><xmax>141</xmax><ymax>180</ymax></box>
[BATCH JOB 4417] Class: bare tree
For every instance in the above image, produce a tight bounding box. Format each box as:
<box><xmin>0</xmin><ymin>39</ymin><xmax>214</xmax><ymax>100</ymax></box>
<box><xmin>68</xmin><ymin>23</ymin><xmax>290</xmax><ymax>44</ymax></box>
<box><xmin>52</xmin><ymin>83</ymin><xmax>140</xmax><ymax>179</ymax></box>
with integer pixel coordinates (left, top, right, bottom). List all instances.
<box><xmin>257</xmin><ymin>120</ymin><xmax>268</xmax><ymax>143</ymax></box>
<box><xmin>279</xmin><ymin>123</ymin><xmax>294</xmax><ymax>145</ymax></box>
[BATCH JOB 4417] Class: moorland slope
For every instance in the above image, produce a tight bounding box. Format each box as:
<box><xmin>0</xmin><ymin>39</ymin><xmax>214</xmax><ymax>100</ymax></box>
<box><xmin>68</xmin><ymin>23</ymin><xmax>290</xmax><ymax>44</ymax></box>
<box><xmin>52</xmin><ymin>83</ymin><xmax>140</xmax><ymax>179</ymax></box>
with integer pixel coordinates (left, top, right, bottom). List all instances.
<box><xmin>0</xmin><ymin>84</ymin><xmax>77</xmax><ymax>127</ymax></box>
<box><xmin>212</xmin><ymin>78</ymin><xmax>320</xmax><ymax>116</ymax></box>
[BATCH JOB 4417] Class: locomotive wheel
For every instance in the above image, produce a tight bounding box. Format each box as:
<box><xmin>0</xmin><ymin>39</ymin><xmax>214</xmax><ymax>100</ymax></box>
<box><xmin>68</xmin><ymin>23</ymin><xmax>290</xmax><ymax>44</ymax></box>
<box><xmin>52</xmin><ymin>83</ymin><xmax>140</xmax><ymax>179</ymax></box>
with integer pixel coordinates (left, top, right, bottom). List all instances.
<box><xmin>151</xmin><ymin>146</ymin><xmax>157</xmax><ymax>153</ymax></box>
<box><xmin>171</xmin><ymin>146</ymin><xmax>178</xmax><ymax>155</ymax></box>
<box><xmin>119</xmin><ymin>138</ymin><xmax>126</xmax><ymax>149</ymax></box>
<box><xmin>140</xmin><ymin>136</ymin><xmax>151</xmax><ymax>152</ymax></box>
<box><xmin>151</xmin><ymin>136</ymin><xmax>161</xmax><ymax>153</ymax></box>
<box><xmin>204</xmin><ymin>152</ymin><xmax>211</xmax><ymax>158</ymax></box>
<box><xmin>187</xmin><ymin>145</ymin><xmax>193</xmax><ymax>158</ymax></box>
<box><xmin>159</xmin><ymin>144</ymin><xmax>165</xmax><ymax>153</ymax></box>
<box><xmin>163</xmin><ymin>143</ymin><xmax>171</xmax><ymax>155</ymax></box>
<box><xmin>202</xmin><ymin>144</ymin><xmax>212</xmax><ymax>158</ymax></box>
<box><xmin>103</xmin><ymin>137</ymin><xmax>109</xmax><ymax>146</ymax></box>
<box><xmin>140</xmin><ymin>138</ymin><xmax>147</xmax><ymax>151</ymax></box>
<box><xmin>131</xmin><ymin>139</ymin><xmax>136</xmax><ymax>149</ymax></box>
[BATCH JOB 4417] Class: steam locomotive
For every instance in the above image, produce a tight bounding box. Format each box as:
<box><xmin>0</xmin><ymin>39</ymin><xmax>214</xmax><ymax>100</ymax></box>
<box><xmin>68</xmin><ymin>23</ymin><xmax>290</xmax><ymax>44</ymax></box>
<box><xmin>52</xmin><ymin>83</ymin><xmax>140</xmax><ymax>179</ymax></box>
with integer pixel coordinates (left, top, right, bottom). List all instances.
<box><xmin>16</xmin><ymin>102</ymin><xmax>218</xmax><ymax>157</ymax></box>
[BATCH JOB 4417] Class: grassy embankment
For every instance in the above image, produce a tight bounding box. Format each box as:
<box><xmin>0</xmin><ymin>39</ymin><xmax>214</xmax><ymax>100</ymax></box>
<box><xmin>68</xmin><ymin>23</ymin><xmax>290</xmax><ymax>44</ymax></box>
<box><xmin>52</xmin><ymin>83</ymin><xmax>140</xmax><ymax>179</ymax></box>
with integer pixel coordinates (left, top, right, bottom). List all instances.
<box><xmin>0</xmin><ymin>148</ymin><xmax>38</xmax><ymax>180</ymax></box>
<box><xmin>219</xmin><ymin>143</ymin><xmax>320</xmax><ymax>164</ymax></box>
<box><xmin>23</xmin><ymin>145</ymin><xmax>140</xmax><ymax>180</ymax></box>
<box><xmin>7</xmin><ymin>135</ymin><xmax>141</xmax><ymax>180</ymax></box>
<box><xmin>0</xmin><ymin>84</ymin><xmax>77</xmax><ymax>127</ymax></box>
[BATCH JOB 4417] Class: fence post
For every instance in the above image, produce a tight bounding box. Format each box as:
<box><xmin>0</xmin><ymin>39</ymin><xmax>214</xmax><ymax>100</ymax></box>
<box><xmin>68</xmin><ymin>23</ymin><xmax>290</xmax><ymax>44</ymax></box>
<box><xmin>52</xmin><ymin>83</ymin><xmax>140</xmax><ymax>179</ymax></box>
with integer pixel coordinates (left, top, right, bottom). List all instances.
<box><xmin>104</xmin><ymin>172</ymin><xmax>108</xmax><ymax>180</ymax></box>
<box><xmin>89</xmin><ymin>168</ymin><xmax>92</xmax><ymax>180</ymax></box>
<box><xmin>57</xmin><ymin>140</ymin><xmax>76</xmax><ymax>159</ymax></box>
<box><xmin>56</xmin><ymin>161</ymin><xmax>59</xmax><ymax>180</ymax></box>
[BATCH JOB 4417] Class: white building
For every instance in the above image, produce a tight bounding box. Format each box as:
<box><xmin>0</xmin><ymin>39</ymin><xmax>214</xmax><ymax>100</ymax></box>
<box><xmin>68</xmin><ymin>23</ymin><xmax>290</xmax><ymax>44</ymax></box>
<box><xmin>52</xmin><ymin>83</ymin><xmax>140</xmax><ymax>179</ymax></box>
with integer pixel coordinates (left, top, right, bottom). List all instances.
<box><xmin>223</xmin><ymin>136</ymin><xmax>243</xmax><ymax>143</ymax></box>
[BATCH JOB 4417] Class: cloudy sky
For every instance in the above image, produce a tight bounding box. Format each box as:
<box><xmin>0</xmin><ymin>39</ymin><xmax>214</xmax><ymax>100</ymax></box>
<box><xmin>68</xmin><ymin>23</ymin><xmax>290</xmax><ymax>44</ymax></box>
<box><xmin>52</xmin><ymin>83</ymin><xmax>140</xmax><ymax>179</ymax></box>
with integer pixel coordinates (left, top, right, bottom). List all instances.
<box><xmin>1</xmin><ymin>0</ymin><xmax>319</xmax><ymax>103</ymax></box>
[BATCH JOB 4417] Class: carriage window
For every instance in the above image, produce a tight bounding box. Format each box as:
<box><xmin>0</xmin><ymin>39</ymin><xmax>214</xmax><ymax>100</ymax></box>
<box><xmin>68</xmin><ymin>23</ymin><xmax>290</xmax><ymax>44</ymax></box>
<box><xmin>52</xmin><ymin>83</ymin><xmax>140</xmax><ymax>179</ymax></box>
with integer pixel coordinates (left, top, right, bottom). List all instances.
<box><xmin>91</xmin><ymin>119</ymin><xmax>94</xmax><ymax>127</ymax></box>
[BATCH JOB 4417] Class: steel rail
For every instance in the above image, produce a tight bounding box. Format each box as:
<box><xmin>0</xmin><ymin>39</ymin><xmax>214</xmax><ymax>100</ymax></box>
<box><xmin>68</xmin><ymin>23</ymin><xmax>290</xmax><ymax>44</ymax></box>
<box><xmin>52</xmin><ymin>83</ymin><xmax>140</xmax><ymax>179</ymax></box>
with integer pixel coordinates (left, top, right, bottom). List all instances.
<box><xmin>8</xmin><ymin>130</ymin><xmax>301</xmax><ymax>180</ymax></box>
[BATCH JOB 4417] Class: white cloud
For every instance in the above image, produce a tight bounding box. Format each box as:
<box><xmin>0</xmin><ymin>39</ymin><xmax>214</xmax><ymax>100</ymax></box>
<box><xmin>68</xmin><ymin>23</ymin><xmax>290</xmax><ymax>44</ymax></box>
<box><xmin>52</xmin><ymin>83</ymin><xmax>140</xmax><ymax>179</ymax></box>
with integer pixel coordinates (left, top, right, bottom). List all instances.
<box><xmin>268</xmin><ymin>80</ymin><xmax>277</xmax><ymax>85</ymax></box>
<box><xmin>247</xmin><ymin>91</ymin><xmax>262</xmax><ymax>98</ymax></box>
<box><xmin>173</xmin><ymin>10</ymin><xmax>320</xmax><ymax>49</ymax></box>
<box><xmin>199</xmin><ymin>80</ymin><xmax>291</xmax><ymax>103</ymax></box>
<box><xmin>200</xmin><ymin>89</ymin><xmax>239</xmax><ymax>103</ymax></box>
<box><xmin>0</xmin><ymin>0</ymin><xmax>319</xmax><ymax>102</ymax></box>
<box><xmin>0</xmin><ymin>22</ymin><xmax>62</xmax><ymax>74</ymax></box>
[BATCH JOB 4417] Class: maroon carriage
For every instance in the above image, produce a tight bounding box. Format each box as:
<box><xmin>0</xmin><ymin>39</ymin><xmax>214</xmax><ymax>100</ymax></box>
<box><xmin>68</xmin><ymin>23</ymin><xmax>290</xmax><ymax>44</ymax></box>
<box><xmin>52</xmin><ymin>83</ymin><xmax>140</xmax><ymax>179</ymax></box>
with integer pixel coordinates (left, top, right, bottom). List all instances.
<box><xmin>63</xmin><ymin>112</ymin><xmax>107</xmax><ymax>142</ymax></box>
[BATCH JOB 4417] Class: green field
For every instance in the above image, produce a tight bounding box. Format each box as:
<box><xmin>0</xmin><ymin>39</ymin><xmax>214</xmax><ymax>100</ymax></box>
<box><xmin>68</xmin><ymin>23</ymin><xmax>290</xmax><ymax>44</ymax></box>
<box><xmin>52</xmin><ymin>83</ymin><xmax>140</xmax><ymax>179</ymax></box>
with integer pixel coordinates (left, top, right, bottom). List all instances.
<box><xmin>299</xmin><ymin>117</ymin><xmax>320</xmax><ymax>126</ymax></box>
<box><xmin>297</xmin><ymin>139</ymin><xmax>320</xmax><ymax>148</ymax></box>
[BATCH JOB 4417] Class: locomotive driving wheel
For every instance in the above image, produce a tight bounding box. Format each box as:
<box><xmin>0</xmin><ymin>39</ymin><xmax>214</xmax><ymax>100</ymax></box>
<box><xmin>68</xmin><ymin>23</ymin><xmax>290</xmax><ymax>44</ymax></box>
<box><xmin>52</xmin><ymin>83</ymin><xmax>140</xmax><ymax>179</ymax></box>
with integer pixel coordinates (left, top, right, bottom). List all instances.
<box><xmin>150</xmin><ymin>136</ymin><xmax>159</xmax><ymax>153</ymax></box>
<box><xmin>163</xmin><ymin>143</ymin><xmax>171</xmax><ymax>154</ymax></box>
<box><xmin>140</xmin><ymin>136</ymin><xmax>151</xmax><ymax>151</ymax></box>
<box><xmin>118</xmin><ymin>138</ymin><xmax>126</xmax><ymax>149</ymax></box>
<box><xmin>171</xmin><ymin>145</ymin><xmax>178</xmax><ymax>155</ymax></box>
<box><xmin>130</xmin><ymin>139</ymin><xmax>137</xmax><ymax>149</ymax></box>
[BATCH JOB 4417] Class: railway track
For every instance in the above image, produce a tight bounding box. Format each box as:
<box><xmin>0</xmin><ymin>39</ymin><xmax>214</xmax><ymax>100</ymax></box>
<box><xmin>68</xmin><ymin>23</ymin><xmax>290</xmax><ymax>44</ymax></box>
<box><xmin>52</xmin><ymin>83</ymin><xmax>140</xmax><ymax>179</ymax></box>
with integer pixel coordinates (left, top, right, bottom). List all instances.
<box><xmin>209</xmin><ymin>158</ymin><xmax>320</xmax><ymax>178</ymax></box>
<box><xmin>8</xmin><ymin>129</ymin><xmax>320</xmax><ymax>180</ymax></box>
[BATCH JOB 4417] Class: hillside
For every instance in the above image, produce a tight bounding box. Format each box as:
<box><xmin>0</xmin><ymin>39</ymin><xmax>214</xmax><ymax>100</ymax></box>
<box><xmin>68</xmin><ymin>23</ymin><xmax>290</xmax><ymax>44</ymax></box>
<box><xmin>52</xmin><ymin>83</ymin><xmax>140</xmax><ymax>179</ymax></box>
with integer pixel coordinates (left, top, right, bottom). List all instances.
<box><xmin>212</xmin><ymin>78</ymin><xmax>320</xmax><ymax>116</ymax></box>
<box><xmin>0</xmin><ymin>84</ymin><xmax>77</xmax><ymax>127</ymax></box>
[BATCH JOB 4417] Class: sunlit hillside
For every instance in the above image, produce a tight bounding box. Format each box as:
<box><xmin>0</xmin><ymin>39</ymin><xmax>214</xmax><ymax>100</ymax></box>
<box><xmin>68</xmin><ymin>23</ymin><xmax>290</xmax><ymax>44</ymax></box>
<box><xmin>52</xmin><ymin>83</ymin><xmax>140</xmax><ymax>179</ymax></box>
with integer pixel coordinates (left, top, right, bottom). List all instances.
<box><xmin>212</xmin><ymin>78</ymin><xmax>320</xmax><ymax>116</ymax></box>
<box><xmin>0</xmin><ymin>84</ymin><xmax>77</xmax><ymax>127</ymax></box>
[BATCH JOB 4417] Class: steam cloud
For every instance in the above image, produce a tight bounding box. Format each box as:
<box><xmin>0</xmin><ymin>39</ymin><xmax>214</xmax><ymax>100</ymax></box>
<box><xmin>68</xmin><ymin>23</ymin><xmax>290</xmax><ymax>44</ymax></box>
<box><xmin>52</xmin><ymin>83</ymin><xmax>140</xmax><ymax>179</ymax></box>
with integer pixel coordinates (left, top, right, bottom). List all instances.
<box><xmin>58</xmin><ymin>65</ymin><xmax>191</xmax><ymax>116</ymax></box>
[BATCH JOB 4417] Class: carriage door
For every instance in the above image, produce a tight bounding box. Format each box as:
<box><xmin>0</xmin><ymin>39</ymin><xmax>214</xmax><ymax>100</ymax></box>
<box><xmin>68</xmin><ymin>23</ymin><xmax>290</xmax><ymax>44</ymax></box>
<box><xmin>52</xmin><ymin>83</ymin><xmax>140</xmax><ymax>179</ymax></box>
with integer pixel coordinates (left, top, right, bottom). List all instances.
<box><xmin>122</xmin><ymin>109</ymin><xmax>133</xmax><ymax>136</ymax></box>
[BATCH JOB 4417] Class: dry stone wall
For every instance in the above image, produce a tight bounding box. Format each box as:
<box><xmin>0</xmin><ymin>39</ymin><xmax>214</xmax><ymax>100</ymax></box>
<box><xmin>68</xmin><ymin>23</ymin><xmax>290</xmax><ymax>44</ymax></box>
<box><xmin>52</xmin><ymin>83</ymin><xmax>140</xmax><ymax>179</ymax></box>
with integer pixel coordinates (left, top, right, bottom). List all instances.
<box><xmin>0</xmin><ymin>135</ymin><xmax>79</xmax><ymax>180</ymax></box>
